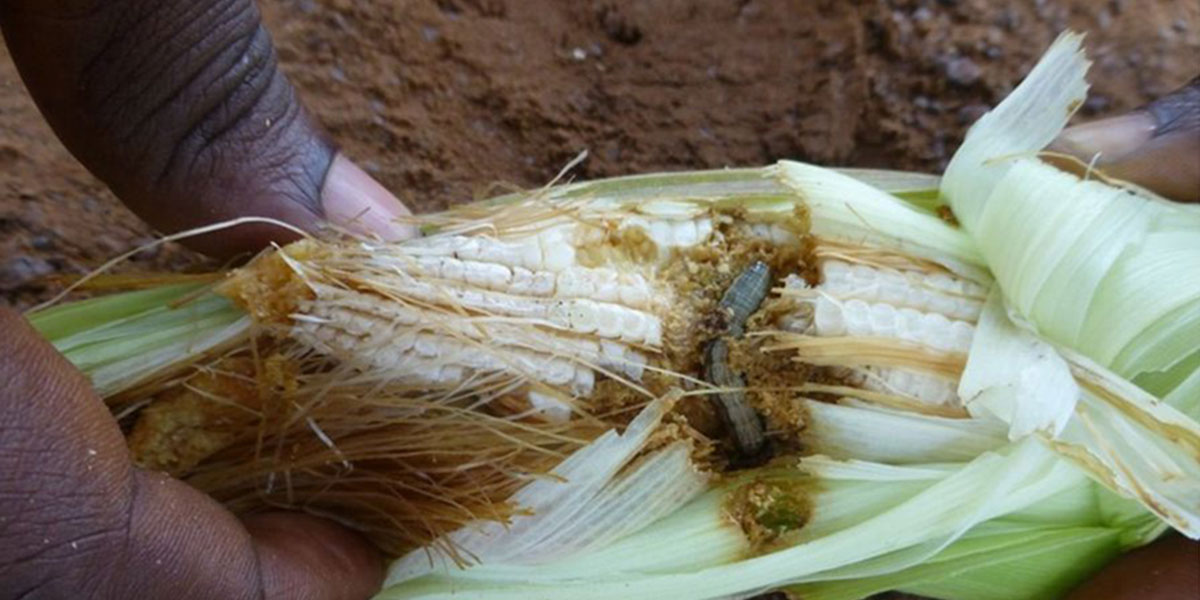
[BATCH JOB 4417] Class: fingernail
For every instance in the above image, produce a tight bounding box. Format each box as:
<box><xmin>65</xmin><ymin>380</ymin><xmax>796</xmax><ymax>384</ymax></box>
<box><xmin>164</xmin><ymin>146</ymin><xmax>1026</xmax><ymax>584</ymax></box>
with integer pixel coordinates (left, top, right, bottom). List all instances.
<box><xmin>321</xmin><ymin>154</ymin><xmax>418</xmax><ymax>241</ymax></box>
<box><xmin>1051</xmin><ymin>112</ymin><xmax>1157</xmax><ymax>165</ymax></box>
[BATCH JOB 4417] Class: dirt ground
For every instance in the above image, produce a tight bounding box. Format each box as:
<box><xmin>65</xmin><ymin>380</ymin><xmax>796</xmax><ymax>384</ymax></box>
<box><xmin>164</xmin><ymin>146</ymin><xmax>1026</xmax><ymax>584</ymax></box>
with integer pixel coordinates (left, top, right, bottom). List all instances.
<box><xmin>1</xmin><ymin>0</ymin><xmax>1198</xmax><ymax>309</ymax></box>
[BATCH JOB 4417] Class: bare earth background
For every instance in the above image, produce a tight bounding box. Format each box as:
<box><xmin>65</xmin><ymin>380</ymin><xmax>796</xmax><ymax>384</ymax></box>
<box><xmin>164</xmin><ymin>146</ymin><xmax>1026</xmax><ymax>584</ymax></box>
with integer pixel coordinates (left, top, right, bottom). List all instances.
<box><xmin>1</xmin><ymin>0</ymin><xmax>1198</xmax><ymax>310</ymax></box>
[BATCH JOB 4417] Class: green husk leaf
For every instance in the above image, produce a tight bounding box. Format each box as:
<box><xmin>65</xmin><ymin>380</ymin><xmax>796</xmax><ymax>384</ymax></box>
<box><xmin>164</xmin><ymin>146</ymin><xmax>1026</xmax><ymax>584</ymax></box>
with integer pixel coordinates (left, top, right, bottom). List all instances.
<box><xmin>1160</xmin><ymin>361</ymin><xmax>1200</xmax><ymax>419</ymax></box>
<box><xmin>942</xmin><ymin>32</ymin><xmax>1090</xmax><ymax>231</ymax></box>
<box><xmin>1050</xmin><ymin>348</ymin><xmax>1200</xmax><ymax>537</ymax></box>
<box><xmin>833</xmin><ymin>168</ymin><xmax>942</xmax><ymax>211</ymax></box>
<box><xmin>28</xmin><ymin>286</ymin><xmax>250</xmax><ymax>397</ymax></box>
<box><xmin>775</xmin><ymin>160</ymin><xmax>987</xmax><ymax>281</ymax></box>
<box><xmin>959</xmin><ymin>291</ymin><xmax>1079</xmax><ymax>439</ymax></box>
<box><xmin>801</xmin><ymin>398</ymin><xmax>1007</xmax><ymax>464</ymax></box>
<box><xmin>28</xmin><ymin>282</ymin><xmax>207</xmax><ymax>341</ymax></box>
<box><xmin>383</xmin><ymin>397</ymin><xmax>706</xmax><ymax>585</ymax></box>
<box><xmin>379</xmin><ymin>440</ymin><xmax>1088</xmax><ymax>599</ymax></box>
<box><xmin>789</xmin><ymin>526</ymin><xmax>1120</xmax><ymax>600</ymax></box>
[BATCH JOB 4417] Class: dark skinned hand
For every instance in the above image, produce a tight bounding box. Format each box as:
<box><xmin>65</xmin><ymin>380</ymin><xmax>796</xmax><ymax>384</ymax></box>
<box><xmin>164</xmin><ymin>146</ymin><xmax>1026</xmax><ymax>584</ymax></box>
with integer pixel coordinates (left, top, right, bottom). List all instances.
<box><xmin>0</xmin><ymin>2</ymin><xmax>1196</xmax><ymax>598</ymax></box>
<box><xmin>0</xmin><ymin>310</ymin><xmax>382</xmax><ymax>599</ymax></box>
<box><xmin>1051</xmin><ymin>76</ymin><xmax>1200</xmax><ymax>203</ymax></box>
<box><xmin>0</xmin><ymin>1</ymin><xmax>406</xmax><ymax>598</ymax></box>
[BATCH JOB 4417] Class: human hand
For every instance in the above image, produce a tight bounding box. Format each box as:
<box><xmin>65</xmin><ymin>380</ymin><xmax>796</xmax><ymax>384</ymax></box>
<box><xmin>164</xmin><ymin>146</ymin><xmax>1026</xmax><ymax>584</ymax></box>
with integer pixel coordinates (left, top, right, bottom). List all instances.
<box><xmin>0</xmin><ymin>1</ymin><xmax>404</xmax><ymax>598</ymax></box>
<box><xmin>1067</xmin><ymin>533</ymin><xmax>1199</xmax><ymax>600</ymax></box>
<box><xmin>0</xmin><ymin>308</ymin><xmax>383</xmax><ymax>599</ymax></box>
<box><xmin>1050</xmin><ymin>76</ymin><xmax>1199</xmax><ymax>202</ymax></box>
<box><xmin>0</xmin><ymin>0</ymin><xmax>415</xmax><ymax>258</ymax></box>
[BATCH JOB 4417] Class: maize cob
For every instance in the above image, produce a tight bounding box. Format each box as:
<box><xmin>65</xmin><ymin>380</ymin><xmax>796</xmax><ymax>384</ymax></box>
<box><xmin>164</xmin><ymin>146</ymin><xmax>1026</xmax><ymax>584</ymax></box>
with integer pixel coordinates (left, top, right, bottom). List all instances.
<box><xmin>39</xmin><ymin>152</ymin><xmax>1194</xmax><ymax>565</ymax></box>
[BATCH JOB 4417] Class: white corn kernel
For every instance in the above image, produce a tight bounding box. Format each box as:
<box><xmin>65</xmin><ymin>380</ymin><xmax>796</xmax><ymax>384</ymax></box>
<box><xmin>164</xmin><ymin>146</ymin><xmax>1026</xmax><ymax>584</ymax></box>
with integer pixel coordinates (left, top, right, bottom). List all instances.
<box><xmin>810</xmin><ymin>260</ymin><xmax>985</xmax><ymax>321</ymax></box>
<box><xmin>510</xmin><ymin>267</ymin><xmax>556</xmax><ymax>296</ymax></box>
<box><xmin>400</xmin><ymin>230</ymin><xmax>577</xmax><ymax>273</ymax></box>
<box><xmin>537</xmin><ymin>227</ymin><xmax>575</xmax><ymax>272</ymax></box>
<box><xmin>393</xmin><ymin>253</ymin><xmax>658</xmax><ymax>309</ymax></box>
<box><xmin>557</xmin><ymin>269</ymin><xmax>596</xmax><ymax>298</ymax></box>
<box><xmin>296</xmin><ymin>285</ymin><xmax>649</xmax><ymax>382</ymax></box>
<box><xmin>845</xmin><ymin>366</ymin><xmax>961</xmax><ymax>407</ymax></box>
<box><xmin>780</xmin><ymin>261</ymin><xmax>985</xmax><ymax>408</ymax></box>
<box><xmin>528</xmin><ymin>390</ymin><xmax>572</xmax><ymax>422</ymax></box>
<box><xmin>809</xmin><ymin>296</ymin><xmax>973</xmax><ymax>354</ymax></box>
<box><xmin>620</xmin><ymin>216</ymin><xmax>714</xmax><ymax>250</ymax></box>
<box><xmin>298</xmin><ymin>321</ymin><xmax>595</xmax><ymax>394</ymax></box>
<box><xmin>370</xmin><ymin>279</ymin><xmax>662</xmax><ymax>345</ymax></box>
<box><xmin>618</xmin><ymin>273</ymin><xmax>651</xmax><ymax>307</ymax></box>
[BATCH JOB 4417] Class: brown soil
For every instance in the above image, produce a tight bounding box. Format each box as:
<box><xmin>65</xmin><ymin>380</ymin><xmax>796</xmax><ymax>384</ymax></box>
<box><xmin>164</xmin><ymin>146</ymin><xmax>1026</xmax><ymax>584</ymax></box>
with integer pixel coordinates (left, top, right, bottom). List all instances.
<box><xmin>0</xmin><ymin>0</ymin><xmax>1197</xmax><ymax>306</ymax></box>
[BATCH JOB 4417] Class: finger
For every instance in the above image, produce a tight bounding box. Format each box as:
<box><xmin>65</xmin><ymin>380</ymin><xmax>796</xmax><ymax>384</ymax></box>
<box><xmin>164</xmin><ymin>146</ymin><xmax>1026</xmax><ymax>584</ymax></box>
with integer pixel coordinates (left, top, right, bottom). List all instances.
<box><xmin>0</xmin><ymin>1</ymin><xmax>413</xmax><ymax>257</ymax></box>
<box><xmin>1050</xmin><ymin>76</ymin><xmax>1200</xmax><ymax>202</ymax></box>
<box><xmin>126</xmin><ymin>471</ymin><xmax>384</xmax><ymax>600</ymax></box>
<box><xmin>245</xmin><ymin>512</ymin><xmax>384</xmax><ymax>600</ymax></box>
<box><xmin>0</xmin><ymin>308</ymin><xmax>135</xmax><ymax>597</ymax></box>
<box><xmin>1066</xmin><ymin>533</ymin><xmax>1199</xmax><ymax>600</ymax></box>
<box><xmin>0</xmin><ymin>308</ymin><xmax>381</xmax><ymax>599</ymax></box>
<box><xmin>323</xmin><ymin>153</ymin><xmax>420</xmax><ymax>242</ymax></box>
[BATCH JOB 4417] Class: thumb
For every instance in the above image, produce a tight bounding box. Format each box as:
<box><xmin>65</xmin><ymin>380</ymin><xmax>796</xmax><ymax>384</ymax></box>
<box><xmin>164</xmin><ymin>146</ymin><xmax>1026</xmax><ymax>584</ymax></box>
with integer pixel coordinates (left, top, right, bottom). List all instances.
<box><xmin>1049</xmin><ymin>76</ymin><xmax>1200</xmax><ymax>202</ymax></box>
<box><xmin>1066</xmin><ymin>533</ymin><xmax>1199</xmax><ymax>600</ymax></box>
<box><xmin>124</xmin><ymin>471</ymin><xmax>385</xmax><ymax>600</ymax></box>
<box><xmin>246</xmin><ymin>512</ymin><xmax>386</xmax><ymax>600</ymax></box>
<box><xmin>0</xmin><ymin>0</ymin><xmax>415</xmax><ymax>257</ymax></box>
<box><xmin>0</xmin><ymin>307</ymin><xmax>382</xmax><ymax>599</ymax></box>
